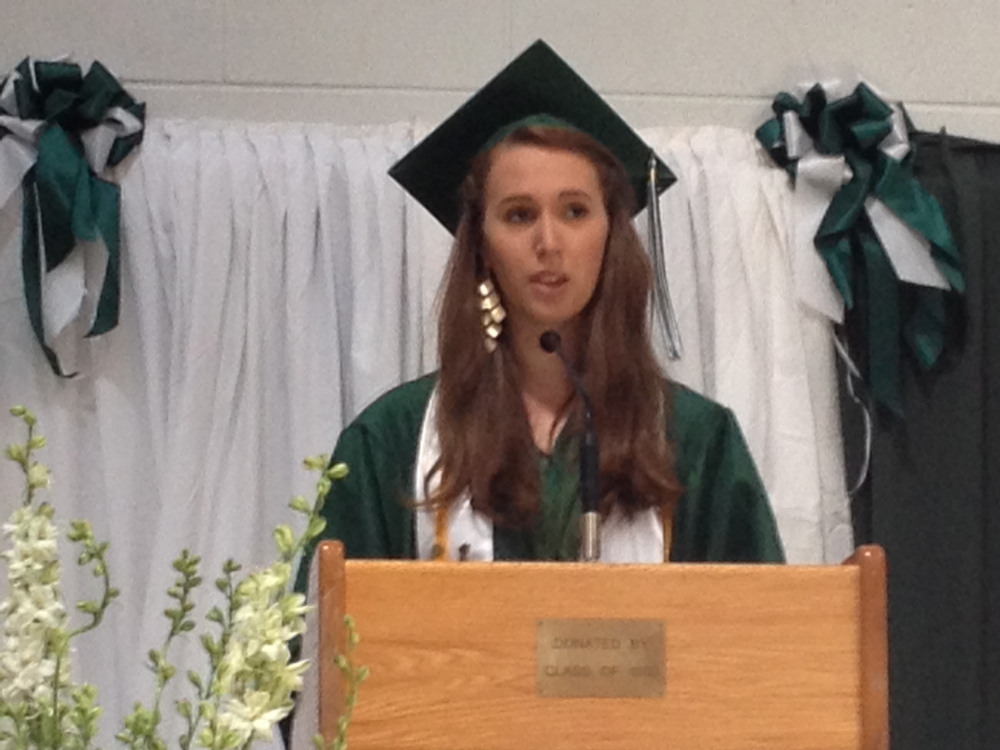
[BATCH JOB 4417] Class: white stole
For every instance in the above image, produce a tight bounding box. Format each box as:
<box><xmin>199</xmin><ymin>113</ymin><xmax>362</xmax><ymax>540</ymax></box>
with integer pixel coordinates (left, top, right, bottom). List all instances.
<box><xmin>413</xmin><ymin>387</ymin><xmax>665</xmax><ymax>563</ymax></box>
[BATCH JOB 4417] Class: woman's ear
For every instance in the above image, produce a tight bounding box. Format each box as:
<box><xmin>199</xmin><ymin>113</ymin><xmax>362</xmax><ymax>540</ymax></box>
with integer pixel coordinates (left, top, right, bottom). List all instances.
<box><xmin>474</xmin><ymin>247</ymin><xmax>492</xmax><ymax>279</ymax></box>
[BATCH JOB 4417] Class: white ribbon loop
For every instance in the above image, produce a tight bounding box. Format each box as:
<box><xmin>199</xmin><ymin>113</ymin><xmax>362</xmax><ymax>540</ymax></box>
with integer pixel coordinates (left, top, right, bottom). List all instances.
<box><xmin>41</xmin><ymin>250</ymin><xmax>86</xmax><ymax>339</ymax></box>
<box><xmin>0</xmin><ymin>134</ymin><xmax>38</xmax><ymax>209</ymax></box>
<box><xmin>0</xmin><ymin>70</ymin><xmax>22</xmax><ymax>112</ymax></box>
<box><xmin>882</xmin><ymin>109</ymin><xmax>911</xmax><ymax>162</ymax></box>
<box><xmin>783</xmin><ymin>111</ymin><xmax>812</xmax><ymax>161</ymax></box>
<box><xmin>0</xmin><ymin>116</ymin><xmax>45</xmax><ymax>208</ymax></box>
<box><xmin>792</xmin><ymin>154</ymin><xmax>851</xmax><ymax>322</ymax></box>
<box><xmin>867</xmin><ymin>198</ymin><xmax>950</xmax><ymax>289</ymax></box>
<box><xmin>81</xmin><ymin>106</ymin><xmax>144</xmax><ymax>174</ymax></box>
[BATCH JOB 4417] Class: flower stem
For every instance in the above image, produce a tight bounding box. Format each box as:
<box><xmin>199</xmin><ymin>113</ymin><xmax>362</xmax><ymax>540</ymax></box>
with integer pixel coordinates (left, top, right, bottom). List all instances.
<box><xmin>67</xmin><ymin>550</ymin><xmax>115</xmax><ymax>639</ymax></box>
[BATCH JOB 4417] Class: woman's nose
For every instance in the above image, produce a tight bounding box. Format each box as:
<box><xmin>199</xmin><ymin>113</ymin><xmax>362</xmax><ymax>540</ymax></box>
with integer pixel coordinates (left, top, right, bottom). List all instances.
<box><xmin>534</xmin><ymin>211</ymin><xmax>560</xmax><ymax>257</ymax></box>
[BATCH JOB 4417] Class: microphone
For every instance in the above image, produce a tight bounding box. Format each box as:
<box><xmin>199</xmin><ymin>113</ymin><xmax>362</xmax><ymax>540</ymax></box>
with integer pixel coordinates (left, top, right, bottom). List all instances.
<box><xmin>539</xmin><ymin>330</ymin><xmax>600</xmax><ymax>562</ymax></box>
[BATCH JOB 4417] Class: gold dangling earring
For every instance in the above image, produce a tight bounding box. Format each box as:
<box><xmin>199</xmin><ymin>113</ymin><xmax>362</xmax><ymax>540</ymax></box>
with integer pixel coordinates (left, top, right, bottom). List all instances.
<box><xmin>477</xmin><ymin>278</ymin><xmax>506</xmax><ymax>353</ymax></box>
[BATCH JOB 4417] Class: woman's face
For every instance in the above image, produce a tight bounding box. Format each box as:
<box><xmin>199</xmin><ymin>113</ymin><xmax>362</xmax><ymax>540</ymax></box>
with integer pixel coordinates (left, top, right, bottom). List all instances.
<box><xmin>481</xmin><ymin>143</ymin><xmax>610</xmax><ymax>337</ymax></box>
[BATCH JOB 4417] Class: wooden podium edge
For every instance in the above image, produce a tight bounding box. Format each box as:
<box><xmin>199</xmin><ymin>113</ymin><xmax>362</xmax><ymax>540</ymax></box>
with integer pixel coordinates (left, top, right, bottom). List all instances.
<box><xmin>318</xmin><ymin>540</ymin><xmax>347</xmax><ymax>742</ymax></box>
<box><xmin>846</xmin><ymin>544</ymin><xmax>889</xmax><ymax>750</ymax></box>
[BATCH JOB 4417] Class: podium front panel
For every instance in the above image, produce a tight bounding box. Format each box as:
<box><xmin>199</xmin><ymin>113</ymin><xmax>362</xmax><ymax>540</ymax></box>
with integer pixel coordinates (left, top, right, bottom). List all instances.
<box><xmin>318</xmin><ymin>546</ymin><xmax>884</xmax><ymax>750</ymax></box>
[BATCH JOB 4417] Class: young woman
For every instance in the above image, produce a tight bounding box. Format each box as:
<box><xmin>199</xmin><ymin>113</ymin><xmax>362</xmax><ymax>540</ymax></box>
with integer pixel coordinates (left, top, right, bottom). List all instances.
<box><xmin>298</xmin><ymin>43</ymin><xmax>784</xmax><ymax>571</ymax></box>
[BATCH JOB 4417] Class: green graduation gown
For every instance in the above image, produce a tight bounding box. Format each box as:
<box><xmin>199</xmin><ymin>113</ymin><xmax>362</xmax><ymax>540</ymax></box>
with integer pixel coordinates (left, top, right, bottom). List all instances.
<box><xmin>296</xmin><ymin>374</ymin><xmax>783</xmax><ymax>587</ymax></box>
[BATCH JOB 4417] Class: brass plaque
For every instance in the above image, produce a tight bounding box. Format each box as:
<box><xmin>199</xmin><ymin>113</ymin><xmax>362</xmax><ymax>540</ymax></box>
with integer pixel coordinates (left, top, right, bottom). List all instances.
<box><xmin>536</xmin><ymin>619</ymin><xmax>665</xmax><ymax>698</ymax></box>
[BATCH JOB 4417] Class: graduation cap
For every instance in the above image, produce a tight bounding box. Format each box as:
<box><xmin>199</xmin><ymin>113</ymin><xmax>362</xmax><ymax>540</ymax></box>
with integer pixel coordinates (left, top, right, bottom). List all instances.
<box><xmin>388</xmin><ymin>39</ymin><xmax>676</xmax><ymax>235</ymax></box>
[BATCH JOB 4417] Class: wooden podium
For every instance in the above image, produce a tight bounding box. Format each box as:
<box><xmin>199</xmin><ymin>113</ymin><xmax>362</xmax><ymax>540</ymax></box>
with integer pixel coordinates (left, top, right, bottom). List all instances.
<box><xmin>316</xmin><ymin>541</ymin><xmax>888</xmax><ymax>750</ymax></box>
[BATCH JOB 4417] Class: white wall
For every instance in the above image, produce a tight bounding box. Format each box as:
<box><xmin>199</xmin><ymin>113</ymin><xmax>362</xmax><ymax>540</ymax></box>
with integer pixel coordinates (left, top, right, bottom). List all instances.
<box><xmin>5</xmin><ymin>0</ymin><xmax>1000</xmax><ymax>140</ymax></box>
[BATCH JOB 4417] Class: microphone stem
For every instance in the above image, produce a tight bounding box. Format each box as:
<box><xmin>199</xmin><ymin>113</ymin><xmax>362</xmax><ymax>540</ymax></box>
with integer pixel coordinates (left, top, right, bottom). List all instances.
<box><xmin>579</xmin><ymin>511</ymin><xmax>600</xmax><ymax>562</ymax></box>
<box><xmin>562</xmin><ymin>362</ymin><xmax>600</xmax><ymax>562</ymax></box>
<box><xmin>579</xmin><ymin>423</ymin><xmax>600</xmax><ymax>562</ymax></box>
<box><xmin>540</xmin><ymin>331</ymin><xmax>602</xmax><ymax>562</ymax></box>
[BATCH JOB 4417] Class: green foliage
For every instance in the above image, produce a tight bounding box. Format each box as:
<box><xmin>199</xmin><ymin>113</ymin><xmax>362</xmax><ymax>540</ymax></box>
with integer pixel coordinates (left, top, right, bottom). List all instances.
<box><xmin>313</xmin><ymin>615</ymin><xmax>368</xmax><ymax>750</ymax></box>
<box><xmin>0</xmin><ymin>413</ymin><xmax>357</xmax><ymax>750</ymax></box>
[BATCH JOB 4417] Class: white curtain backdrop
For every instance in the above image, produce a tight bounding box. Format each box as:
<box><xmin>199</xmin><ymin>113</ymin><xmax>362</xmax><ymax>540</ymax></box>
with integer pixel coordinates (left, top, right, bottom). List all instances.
<box><xmin>650</xmin><ymin>126</ymin><xmax>852</xmax><ymax>565</ymax></box>
<box><xmin>0</xmin><ymin>120</ymin><xmax>849</xmax><ymax>750</ymax></box>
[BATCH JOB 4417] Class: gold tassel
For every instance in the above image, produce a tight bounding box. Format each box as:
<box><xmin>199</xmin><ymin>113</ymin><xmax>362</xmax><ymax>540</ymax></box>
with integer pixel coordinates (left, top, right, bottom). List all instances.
<box><xmin>660</xmin><ymin>503</ymin><xmax>673</xmax><ymax>563</ymax></box>
<box><xmin>431</xmin><ymin>504</ymin><xmax>449</xmax><ymax>560</ymax></box>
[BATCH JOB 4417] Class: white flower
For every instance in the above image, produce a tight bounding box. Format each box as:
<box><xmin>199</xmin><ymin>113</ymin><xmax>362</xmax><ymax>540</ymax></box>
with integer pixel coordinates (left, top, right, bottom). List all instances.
<box><xmin>4</xmin><ymin>656</ymin><xmax>54</xmax><ymax>699</ymax></box>
<box><xmin>26</xmin><ymin>463</ymin><xmax>50</xmax><ymax>489</ymax></box>
<box><xmin>207</xmin><ymin>561</ymin><xmax>312</xmax><ymax>749</ymax></box>
<box><xmin>0</xmin><ymin>503</ymin><xmax>68</xmax><ymax>708</ymax></box>
<box><xmin>218</xmin><ymin>690</ymin><xmax>289</xmax><ymax>744</ymax></box>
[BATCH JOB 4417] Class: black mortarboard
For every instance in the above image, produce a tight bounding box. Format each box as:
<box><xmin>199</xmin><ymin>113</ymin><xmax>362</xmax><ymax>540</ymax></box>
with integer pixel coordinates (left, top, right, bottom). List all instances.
<box><xmin>388</xmin><ymin>39</ymin><xmax>676</xmax><ymax>235</ymax></box>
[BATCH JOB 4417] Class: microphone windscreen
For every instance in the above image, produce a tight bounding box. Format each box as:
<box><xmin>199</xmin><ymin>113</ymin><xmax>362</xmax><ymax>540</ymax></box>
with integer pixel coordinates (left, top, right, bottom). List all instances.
<box><xmin>539</xmin><ymin>330</ymin><xmax>561</xmax><ymax>353</ymax></box>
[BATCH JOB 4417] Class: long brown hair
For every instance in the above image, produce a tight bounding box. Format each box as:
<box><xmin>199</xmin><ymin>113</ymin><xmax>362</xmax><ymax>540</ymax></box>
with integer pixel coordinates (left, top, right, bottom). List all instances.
<box><xmin>431</xmin><ymin>125</ymin><xmax>682</xmax><ymax>529</ymax></box>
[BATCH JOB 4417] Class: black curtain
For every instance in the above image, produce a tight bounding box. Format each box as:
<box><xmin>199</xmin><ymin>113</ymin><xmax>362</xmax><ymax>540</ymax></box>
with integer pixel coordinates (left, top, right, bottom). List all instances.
<box><xmin>846</xmin><ymin>132</ymin><xmax>1000</xmax><ymax>750</ymax></box>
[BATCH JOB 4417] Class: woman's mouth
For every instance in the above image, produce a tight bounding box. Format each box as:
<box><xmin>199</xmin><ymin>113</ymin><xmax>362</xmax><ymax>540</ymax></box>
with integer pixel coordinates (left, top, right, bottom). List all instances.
<box><xmin>529</xmin><ymin>272</ymin><xmax>568</xmax><ymax>289</ymax></box>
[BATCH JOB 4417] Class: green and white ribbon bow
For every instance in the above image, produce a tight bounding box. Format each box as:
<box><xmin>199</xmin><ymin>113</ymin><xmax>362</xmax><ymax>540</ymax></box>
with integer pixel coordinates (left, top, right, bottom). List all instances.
<box><xmin>0</xmin><ymin>57</ymin><xmax>145</xmax><ymax>375</ymax></box>
<box><xmin>756</xmin><ymin>82</ymin><xmax>964</xmax><ymax>416</ymax></box>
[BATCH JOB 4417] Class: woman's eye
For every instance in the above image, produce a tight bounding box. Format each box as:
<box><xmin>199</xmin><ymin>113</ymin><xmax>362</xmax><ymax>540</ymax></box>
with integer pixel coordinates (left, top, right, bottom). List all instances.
<box><xmin>504</xmin><ymin>207</ymin><xmax>534</xmax><ymax>224</ymax></box>
<box><xmin>565</xmin><ymin>204</ymin><xmax>590</xmax><ymax>220</ymax></box>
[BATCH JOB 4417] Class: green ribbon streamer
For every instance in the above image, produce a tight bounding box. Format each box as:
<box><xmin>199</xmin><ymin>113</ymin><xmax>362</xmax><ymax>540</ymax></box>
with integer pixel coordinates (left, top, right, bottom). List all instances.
<box><xmin>536</xmin><ymin>435</ymin><xmax>581</xmax><ymax>561</ymax></box>
<box><xmin>756</xmin><ymin>83</ymin><xmax>964</xmax><ymax>417</ymax></box>
<box><xmin>491</xmin><ymin>434</ymin><xmax>581</xmax><ymax>561</ymax></box>
<box><xmin>2</xmin><ymin>58</ymin><xmax>145</xmax><ymax>375</ymax></box>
